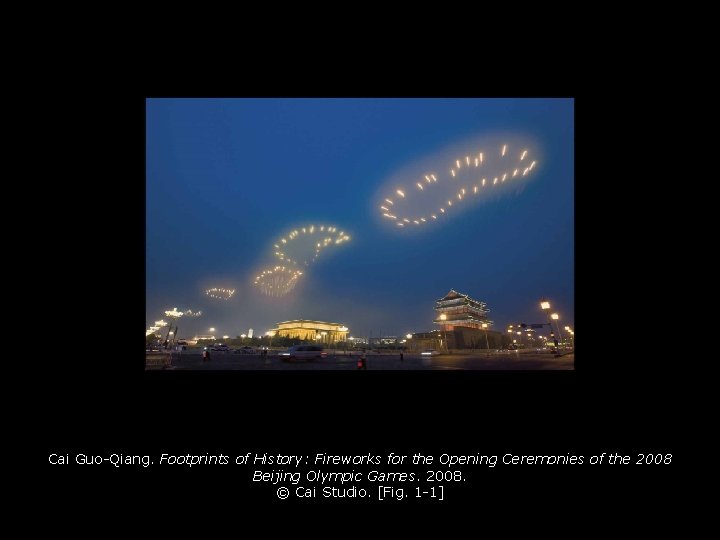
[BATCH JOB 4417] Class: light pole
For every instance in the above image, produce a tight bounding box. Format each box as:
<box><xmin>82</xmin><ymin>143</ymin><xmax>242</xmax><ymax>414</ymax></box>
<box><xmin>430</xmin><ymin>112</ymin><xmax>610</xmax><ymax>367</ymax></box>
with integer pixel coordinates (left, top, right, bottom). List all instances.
<box><xmin>540</xmin><ymin>300</ymin><xmax>559</xmax><ymax>352</ymax></box>
<box><xmin>551</xmin><ymin>313</ymin><xmax>563</xmax><ymax>349</ymax></box>
<box><xmin>266</xmin><ymin>331</ymin><xmax>275</xmax><ymax>349</ymax></box>
<box><xmin>439</xmin><ymin>313</ymin><xmax>448</xmax><ymax>352</ymax></box>
<box><xmin>481</xmin><ymin>322</ymin><xmax>490</xmax><ymax>353</ymax></box>
<box><xmin>507</xmin><ymin>325</ymin><xmax>516</xmax><ymax>350</ymax></box>
<box><xmin>564</xmin><ymin>326</ymin><xmax>574</xmax><ymax>350</ymax></box>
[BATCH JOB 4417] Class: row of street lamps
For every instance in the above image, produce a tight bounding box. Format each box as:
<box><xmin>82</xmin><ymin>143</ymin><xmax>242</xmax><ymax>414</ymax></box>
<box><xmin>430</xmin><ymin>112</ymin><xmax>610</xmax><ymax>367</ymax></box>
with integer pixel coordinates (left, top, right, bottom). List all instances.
<box><xmin>195</xmin><ymin>328</ymin><xmax>352</xmax><ymax>348</ymax></box>
<box><xmin>540</xmin><ymin>299</ymin><xmax>573</xmax><ymax>351</ymax></box>
<box><xmin>158</xmin><ymin>303</ymin><xmax>570</xmax><ymax>353</ymax></box>
<box><xmin>564</xmin><ymin>325</ymin><xmax>574</xmax><ymax>349</ymax></box>
<box><xmin>403</xmin><ymin>297</ymin><xmax>572</xmax><ymax>353</ymax></box>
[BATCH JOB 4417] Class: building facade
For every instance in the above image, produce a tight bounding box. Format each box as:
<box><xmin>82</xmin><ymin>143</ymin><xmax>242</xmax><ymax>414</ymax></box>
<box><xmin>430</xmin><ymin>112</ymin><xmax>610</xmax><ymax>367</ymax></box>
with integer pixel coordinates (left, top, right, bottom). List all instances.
<box><xmin>369</xmin><ymin>336</ymin><xmax>398</xmax><ymax>346</ymax></box>
<box><xmin>409</xmin><ymin>328</ymin><xmax>507</xmax><ymax>351</ymax></box>
<box><xmin>190</xmin><ymin>334</ymin><xmax>215</xmax><ymax>344</ymax></box>
<box><xmin>272</xmin><ymin>320</ymin><xmax>349</xmax><ymax>345</ymax></box>
<box><xmin>434</xmin><ymin>289</ymin><xmax>493</xmax><ymax>331</ymax></box>
<box><xmin>408</xmin><ymin>289</ymin><xmax>507</xmax><ymax>350</ymax></box>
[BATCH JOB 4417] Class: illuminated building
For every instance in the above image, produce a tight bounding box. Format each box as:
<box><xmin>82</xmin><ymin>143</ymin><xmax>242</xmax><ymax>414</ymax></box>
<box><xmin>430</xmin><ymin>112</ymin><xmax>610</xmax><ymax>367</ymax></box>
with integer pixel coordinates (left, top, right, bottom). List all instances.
<box><xmin>272</xmin><ymin>320</ymin><xmax>349</xmax><ymax>345</ymax></box>
<box><xmin>369</xmin><ymin>336</ymin><xmax>399</xmax><ymax>346</ymax></box>
<box><xmin>434</xmin><ymin>289</ymin><xmax>493</xmax><ymax>331</ymax></box>
<box><xmin>428</xmin><ymin>290</ymin><xmax>505</xmax><ymax>350</ymax></box>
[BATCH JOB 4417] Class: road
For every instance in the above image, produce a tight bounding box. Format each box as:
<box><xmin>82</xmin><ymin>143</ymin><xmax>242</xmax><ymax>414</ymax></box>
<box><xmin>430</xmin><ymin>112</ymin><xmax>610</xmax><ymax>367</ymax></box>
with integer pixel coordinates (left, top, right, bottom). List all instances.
<box><xmin>154</xmin><ymin>349</ymin><xmax>574</xmax><ymax>370</ymax></box>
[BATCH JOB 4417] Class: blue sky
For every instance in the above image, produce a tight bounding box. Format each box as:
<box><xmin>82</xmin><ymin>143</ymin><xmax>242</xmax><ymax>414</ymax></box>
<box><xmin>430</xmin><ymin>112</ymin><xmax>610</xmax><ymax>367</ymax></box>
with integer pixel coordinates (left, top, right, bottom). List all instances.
<box><xmin>146</xmin><ymin>98</ymin><xmax>573</xmax><ymax>339</ymax></box>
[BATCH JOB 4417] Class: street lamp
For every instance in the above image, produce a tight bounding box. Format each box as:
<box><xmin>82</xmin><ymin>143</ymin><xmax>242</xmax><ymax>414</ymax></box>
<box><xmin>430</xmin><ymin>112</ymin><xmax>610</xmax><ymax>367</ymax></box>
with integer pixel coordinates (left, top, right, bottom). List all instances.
<box><xmin>406</xmin><ymin>334</ymin><xmax>412</xmax><ymax>340</ymax></box>
<box><xmin>439</xmin><ymin>313</ymin><xmax>448</xmax><ymax>352</ymax></box>
<box><xmin>481</xmin><ymin>322</ymin><xmax>490</xmax><ymax>353</ymax></box>
<box><xmin>565</xmin><ymin>326</ymin><xmax>574</xmax><ymax>349</ymax></box>
<box><xmin>540</xmin><ymin>299</ymin><xmax>559</xmax><ymax>352</ymax></box>
<box><xmin>551</xmin><ymin>313</ymin><xmax>564</xmax><ymax>348</ymax></box>
<box><xmin>265</xmin><ymin>330</ymin><xmax>275</xmax><ymax>348</ymax></box>
<box><xmin>209</xmin><ymin>327</ymin><xmax>215</xmax><ymax>332</ymax></box>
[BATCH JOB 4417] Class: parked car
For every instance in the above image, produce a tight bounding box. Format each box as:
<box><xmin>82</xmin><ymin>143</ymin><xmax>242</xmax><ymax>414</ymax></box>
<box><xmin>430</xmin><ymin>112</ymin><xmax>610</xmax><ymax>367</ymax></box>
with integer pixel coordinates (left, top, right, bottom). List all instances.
<box><xmin>234</xmin><ymin>346</ymin><xmax>256</xmax><ymax>354</ymax></box>
<box><xmin>279</xmin><ymin>345</ymin><xmax>327</xmax><ymax>361</ymax></box>
<box><xmin>211</xmin><ymin>343</ymin><xmax>230</xmax><ymax>352</ymax></box>
<box><xmin>421</xmin><ymin>349</ymin><xmax>440</xmax><ymax>356</ymax></box>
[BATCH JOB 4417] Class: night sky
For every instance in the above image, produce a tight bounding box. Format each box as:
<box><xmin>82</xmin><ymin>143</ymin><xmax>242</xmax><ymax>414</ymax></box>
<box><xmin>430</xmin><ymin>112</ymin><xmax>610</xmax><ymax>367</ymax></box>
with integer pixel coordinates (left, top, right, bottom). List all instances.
<box><xmin>146</xmin><ymin>98</ymin><xmax>573</xmax><ymax>339</ymax></box>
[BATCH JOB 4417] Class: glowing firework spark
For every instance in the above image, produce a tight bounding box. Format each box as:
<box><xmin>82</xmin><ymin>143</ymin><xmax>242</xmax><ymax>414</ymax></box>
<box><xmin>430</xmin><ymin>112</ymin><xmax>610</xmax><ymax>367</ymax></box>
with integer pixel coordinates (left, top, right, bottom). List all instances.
<box><xmin>205</xmin><ymin>288</ymin><xmax>235</xmax><ymax>300</ymax></box>
<box><xmin>254</xmin><ymin>223</ymin><xmax>353</xmax><ymax>299</ymax></box>
<box><xmin>147</xmin><ymin>309</ymin><xmax>199</xmax><ymax>338</ymax></box>
<box><xmin>377</xmin><ymin>140</ymin><xmax>538</xmax><ymax>229</ymax></box>
<box><xmin>253</xmin><ymin>265</ymin><xmax>304</xmax><ymax>297</ymax></box>
<box><xmin>273</xmin><ymin>224</ymin><xmax>351</xmax><ymax>267</ymax></box>
<box><xmin>164</xmin><ymin>307</ymin><xmax>184</xmax><ymax>319</ymax></box>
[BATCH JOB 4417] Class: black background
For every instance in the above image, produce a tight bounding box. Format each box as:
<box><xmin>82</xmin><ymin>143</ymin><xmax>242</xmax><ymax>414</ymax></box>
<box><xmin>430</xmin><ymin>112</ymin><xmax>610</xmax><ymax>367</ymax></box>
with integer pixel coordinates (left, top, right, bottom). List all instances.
<box><xmin>36</xmin><ymin>76</ymin><xmax>684</xmax><ymax>520</ymax></box>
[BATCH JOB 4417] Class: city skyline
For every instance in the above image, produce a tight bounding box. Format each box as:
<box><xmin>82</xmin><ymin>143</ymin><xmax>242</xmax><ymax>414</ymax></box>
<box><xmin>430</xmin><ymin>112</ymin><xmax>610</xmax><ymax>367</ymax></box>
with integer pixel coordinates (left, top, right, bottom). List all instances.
<box><xmin>146</xmin><ymin>98</ymin><xmax>573</xmax><ymax>340</ymax></box>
